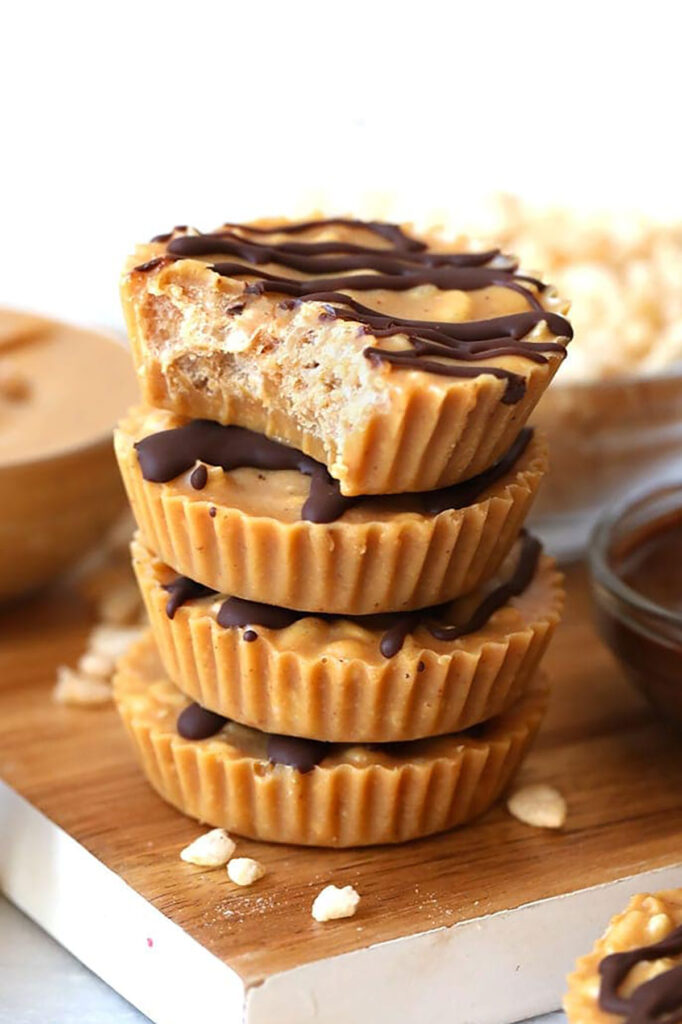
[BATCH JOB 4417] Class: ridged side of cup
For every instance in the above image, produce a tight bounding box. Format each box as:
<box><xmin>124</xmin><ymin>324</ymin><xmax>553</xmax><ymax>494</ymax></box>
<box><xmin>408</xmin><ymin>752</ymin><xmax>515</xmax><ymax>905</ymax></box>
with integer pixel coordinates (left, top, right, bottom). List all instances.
<box><xmin>132</xmin><ymin>535</ymin><xmax>563</xmax><ymax>742</ymax></box>
<box><xmin>113</xmin><ymin>633</ymin><xmax>549</xmax><ymax>847</ymax></box>
<box><xmin>115</xmin><ymin>418</ymin><xmax>548</xmax><ymax>614</ymax></box>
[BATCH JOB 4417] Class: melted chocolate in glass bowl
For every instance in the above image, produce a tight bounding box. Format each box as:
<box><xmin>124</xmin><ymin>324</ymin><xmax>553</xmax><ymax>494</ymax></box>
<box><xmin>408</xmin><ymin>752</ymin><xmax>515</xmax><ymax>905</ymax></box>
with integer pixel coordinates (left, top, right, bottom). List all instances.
<box><xmin>598</xmin><ymin>508</ymin><xmax>682</xmax><ymax>725</ymax></box>
<box><xmin>615</xmin><ymin>510</ymin><xmax>682</xmax><ymax>614</ymax></box>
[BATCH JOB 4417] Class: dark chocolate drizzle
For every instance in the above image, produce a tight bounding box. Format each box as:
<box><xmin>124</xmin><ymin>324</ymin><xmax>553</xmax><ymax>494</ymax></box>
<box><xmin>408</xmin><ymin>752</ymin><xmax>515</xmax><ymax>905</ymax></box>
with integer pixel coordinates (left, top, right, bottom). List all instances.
<box><xmin>217</xmin><ymin>596</ymin><xmax>300</xmax><ymax>631</ymax></box>
<box><xmin>378</xmin><ymin>531</ymin><xmax>541</xmax><ymax>657</ymax></box>
<box><xmin>162</xmin><ymin>531</ymin><xmax>541</xmax><ymax>658</ymax></box>
<box><xmin>143</xmin><ymin>217</ymin><xmax>572</xmax><ymax>401</ymax></box>
<box><xmin>422</xmin><ymin>427</ymin><xmax>532</xmax><ymax>515</ymax></box>
<box><xmin>190</xmin><ymin>464</ymin><xmax>208</xmax><ymax>490</ymax></box>
<box><xmin>134</xmin><ymin>419</ymin><xmax>533</xmax><ymax>524</ymax></box>
<box><xmin>174</xmin><ymin>706</ymin><xmax>326</xmax><ymax>772</ymax></box>
<box><xmin>599</xmin><ymin>922</ymin><xmax>682</xmax><ymax>1024</ymax></box>
<box><xmin>134</xmin><ymin>420</ymin><xmax>349</xmax><ymax>523</ymax></box>
<box><xmin>177</xmin><ymin>703</ymin><xmax>227</xmax><ymax>740</ymax></box>
<box><xmin>266</xmin><ymin>734</ymin><xmax>330</xmax><ymax>774</ymax></box>
<box><xmin>162</xmin><ymin>576</ymin><xmax>216</xmax><ymax>619</ymax></box>
<box><xmin>177</xmin><ymin>699</ymin><xmax>496</xmax><ymax>772</ymax></box>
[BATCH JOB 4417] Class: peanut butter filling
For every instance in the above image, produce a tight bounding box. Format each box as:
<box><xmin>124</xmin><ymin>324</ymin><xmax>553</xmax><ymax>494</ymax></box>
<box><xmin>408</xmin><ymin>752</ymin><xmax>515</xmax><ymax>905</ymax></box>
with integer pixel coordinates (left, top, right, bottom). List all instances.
<box><xmin>120</xmin><ymin>404</ymin><xmax>545</xmax><ymax>526</ymax></box>
<box><xmin>0</xmin><ymin>308</ymin><xmax>136</xmax><ymax>464</ymax></box>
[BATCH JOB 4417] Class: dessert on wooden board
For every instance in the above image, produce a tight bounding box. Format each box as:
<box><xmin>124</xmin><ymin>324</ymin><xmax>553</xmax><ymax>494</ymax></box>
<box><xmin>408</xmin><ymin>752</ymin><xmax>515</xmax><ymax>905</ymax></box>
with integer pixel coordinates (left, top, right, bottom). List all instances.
<box><xmin>112</xmin><ymin>215</ymin><xmax>570</xmax><ymax>846</ymax></box>
<box><xmin>564</xmin><ymin>889</ymin><xmax>682</xmax><ymax>1024</ymax></box>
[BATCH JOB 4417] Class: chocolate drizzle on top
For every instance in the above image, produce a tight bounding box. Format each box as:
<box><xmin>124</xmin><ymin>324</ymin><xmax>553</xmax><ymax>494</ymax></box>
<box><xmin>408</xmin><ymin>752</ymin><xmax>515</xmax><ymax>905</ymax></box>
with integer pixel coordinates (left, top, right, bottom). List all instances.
<box><xmin>162</xmin><ymin>531</ymin><xmax>541</xmax><ymax>658</ymax></box>
<box><xmin>135</xmin><ymin>419</ymin><xmax>534</xmax><ymax>524</ymax></box>
<box><xmin>176</xmin><ymin>698</ymin><xmax>498</xmax><ymax>772</ymax></box>
<box><xmin>599</xmin><ymin>922</ymin><xmax>682</xmax><ymax>1024</ymax></box>
<box><xmin>134</xmin><ymin>420</ymin><xmax>350</xmax><ymax>523</ymax></box>
<box><xmin>266</xmin><ymin>734</ymin><xmax>330</xmax><ymax>774</ymax></box>
<box><xmin>190</xmin><ymin>464</ymin><xmax>208</xmax><ymax>490</ymax></box>
<box><xmin>141</xmin><ymin>217</ymin><xmax>572</xmax><ymax>401</ymax></box>
<box><xmin>162</xmin><ymin>576</ymin><xmax>216</xmax><ymax>619</ymax></box>
<box><xmin>378</xmin><ymin>531</ymin><xmax>541</xmax><ymax>657</ymax></box>
<box><xmin>217</xmin><ymin>596</ymin><xmax>300</xmax><ymax>631</ymax></box>
<box><xmin>422</xmin><ymin>427</ymin><xmax>532</xmax><ymax>515</ymax></box>
<box><xmin>177</xmin><ymin>702</ymin><xmax>227</xmax><ymax>740</ymax></box>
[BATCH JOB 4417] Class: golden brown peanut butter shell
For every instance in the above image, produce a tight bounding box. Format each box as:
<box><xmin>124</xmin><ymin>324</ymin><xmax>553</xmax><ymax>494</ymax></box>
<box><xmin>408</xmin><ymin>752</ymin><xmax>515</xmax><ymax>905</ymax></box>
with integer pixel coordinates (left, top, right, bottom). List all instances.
<box><xmin>120</xmin><ymin>219</ymin><xmax>570</xmax><ymax>496</ymax></box>
<box><xmin>113</xmin><ymin>632</ymin><xmax>549</xmax><ymax>847</ymax></box>
<box><xmin>115</xmin><ymin>406</ymin><xmax>548</xmax><ymax>614</ymax></box>
<box><xmin>564</xmin><ymin>890</ymin><xmax>682</xmax><ymax>1024</ymax></box>
<box><xmin>132</xmin><ymin>534</ymin><xmax>563</xmax><ymax>742</ymax></box>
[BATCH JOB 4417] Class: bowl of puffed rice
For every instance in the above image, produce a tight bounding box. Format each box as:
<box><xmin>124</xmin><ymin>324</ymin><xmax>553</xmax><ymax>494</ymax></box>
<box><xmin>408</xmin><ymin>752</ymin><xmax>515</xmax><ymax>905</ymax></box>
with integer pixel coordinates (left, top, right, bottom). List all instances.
<box><xmin>474</xmin><ymin>196</ymin><xmax>682</xmax><ymax>561</ymax></box>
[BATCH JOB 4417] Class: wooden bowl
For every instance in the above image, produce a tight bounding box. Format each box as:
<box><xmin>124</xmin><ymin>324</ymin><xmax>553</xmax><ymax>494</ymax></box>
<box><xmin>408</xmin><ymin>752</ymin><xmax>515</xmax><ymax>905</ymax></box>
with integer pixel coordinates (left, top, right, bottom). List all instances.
<box><xmin>0</xmin><ymin>308</ymin><xmax>137</xmax><ymax>601</ymax></box>
<box><xmin>0</xmin><ymin>435</ymin><xmax>128</xmax><ymax>601</ymax></box>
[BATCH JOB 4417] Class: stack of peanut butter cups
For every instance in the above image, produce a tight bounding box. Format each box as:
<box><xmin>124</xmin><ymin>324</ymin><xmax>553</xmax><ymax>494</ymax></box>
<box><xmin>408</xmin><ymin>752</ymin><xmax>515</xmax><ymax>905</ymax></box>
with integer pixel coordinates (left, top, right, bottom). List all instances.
<box><xmin>112</xmin><ymin>217</ymin><xmax>570</xmax><ymax>847</ymax></box>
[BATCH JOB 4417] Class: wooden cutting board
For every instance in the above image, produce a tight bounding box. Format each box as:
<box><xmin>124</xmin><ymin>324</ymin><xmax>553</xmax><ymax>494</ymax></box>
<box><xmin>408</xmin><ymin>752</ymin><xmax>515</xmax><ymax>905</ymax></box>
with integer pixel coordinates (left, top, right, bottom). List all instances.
<box><xmin>1</xmin><ymin>565</ymin><xmax>682</xmax><ymax>1024</ymax></box>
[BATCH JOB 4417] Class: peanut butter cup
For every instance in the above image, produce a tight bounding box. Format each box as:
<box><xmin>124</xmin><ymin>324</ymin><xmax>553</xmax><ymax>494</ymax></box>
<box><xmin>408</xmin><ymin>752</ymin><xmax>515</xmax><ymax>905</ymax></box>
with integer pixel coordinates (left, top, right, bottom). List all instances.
<box><xmin>114</xmin><ymin>632</ymin><xmax>549</xmax><ymax>847</ymax></box>
<box><xmin>111</xmin><ymin>214</ymin><xmax>567</xmax><ymax>848</ymax></box>
<box><xmin>132</xmin><ymin>533</ymin><xmax>563</xmax><ymax>742</ymax></box>
<box><xmin>115</xmin><ymin>405</ymin><xmax>548</xmax><ymax>614</ymax></box>
<box><xmin>565</xmin><ymin>890</ymin><xmax>682</xmax><ymax>1024</ymax></box>
<box><xmin>121</xmin><ymin>218</ymin><xmax>571</xmax><ymax>496</ymax></box>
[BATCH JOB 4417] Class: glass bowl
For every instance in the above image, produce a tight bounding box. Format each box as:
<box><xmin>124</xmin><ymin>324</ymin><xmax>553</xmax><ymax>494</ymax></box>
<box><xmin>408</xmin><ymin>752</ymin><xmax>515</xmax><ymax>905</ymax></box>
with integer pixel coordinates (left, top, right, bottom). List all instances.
<box><xmin>529</xmin><ymin>367</ymin><xmax>682</xmax><ymax>561</ymax></box>
<box><xmin>589</xmin><ymin>482</ymin><xmax>682</xmax><ymax>727</ymax></box>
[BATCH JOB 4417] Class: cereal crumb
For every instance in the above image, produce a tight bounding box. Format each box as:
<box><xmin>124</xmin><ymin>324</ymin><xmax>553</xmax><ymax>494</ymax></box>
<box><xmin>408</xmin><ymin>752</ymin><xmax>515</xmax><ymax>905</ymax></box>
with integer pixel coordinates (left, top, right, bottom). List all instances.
<box><xmin>646</xmin><ymin>913</ymin><xmax>673</xmax><ymax>941</ymax></box>
<box><xmin>53</xmin><ymin>624</ymin><xmax>143</xmax><ymax>708</ymax></box>
<box><xmin>227</xmin><ymin>857</ymin><xmax>265</xmax><ymax>887</ymax></box>
<box><xmin>97</xmin><ymin>581</ymin><xmax>142</xmax><ymax>625</ymax></box>
<box><xmin>89</xmin><ymin>624</ymin><xmax>143</xmax><ymax>660</ymax></box>
<box><xmin>77</xmin><ymin>650</ymin><xmax>115</xmax><ymax>678</ymax></box>
<box><xmin>53</xmin><ymin>666</ymin><xmax>112</xmax><ymax>706</ymax></box>
<box><xmin>311</xmin><ymin>884</ymin><xmax>360</xmax><ymax>922</ymax></box>
<box><xmin>180</xmin><ymin>829</ymin><xmax>236</xmax><ymax>867</ymax></box>
<box><xmin>507</xmin><ymin>784</ymin><xmax>567</xmax><ymax>829</ymax></box>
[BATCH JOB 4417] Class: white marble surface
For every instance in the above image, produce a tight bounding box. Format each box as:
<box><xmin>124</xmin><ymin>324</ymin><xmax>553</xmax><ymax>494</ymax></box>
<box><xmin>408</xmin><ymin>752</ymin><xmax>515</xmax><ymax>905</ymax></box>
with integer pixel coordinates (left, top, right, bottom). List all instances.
<box><xmin>0</xmin><ymin>894</ymin><xmax>565</xmax><ymax>1024</ymax></box>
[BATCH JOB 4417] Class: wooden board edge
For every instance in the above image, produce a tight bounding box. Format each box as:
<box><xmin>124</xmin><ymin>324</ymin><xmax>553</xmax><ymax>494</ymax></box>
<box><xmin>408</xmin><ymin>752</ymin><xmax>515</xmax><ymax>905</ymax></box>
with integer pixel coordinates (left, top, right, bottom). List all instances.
<box><xmin>4</xmin><ymin>774</ymin><xmax>682</xmax><ymax>1024</ymax></box>
<box><xmin>0</xmin><ymin>782</ymin><xmax>245</xmax><ymax>1024</ymax></box>
<box><xmin>247</xmin><ymin>864</ymin><xmax>682</xmax><ymax>1024</ymax></box>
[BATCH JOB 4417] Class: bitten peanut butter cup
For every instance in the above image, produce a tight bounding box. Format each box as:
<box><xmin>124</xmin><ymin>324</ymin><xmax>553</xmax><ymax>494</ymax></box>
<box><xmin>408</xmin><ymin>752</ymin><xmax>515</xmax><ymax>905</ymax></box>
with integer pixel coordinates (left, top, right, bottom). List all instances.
<box><xmin>113</xmin><ymin>632</ymin><xmax>549</xmax><ymax>847</ymax></box>
<box><xmin>132</xmin><ymin>533</ymin><xmax>563</xmax><ymax>742</ymax></box>
<box><xmin>115</xmin><ymin>405</ymin><xmax>548</xmax><ymax>615</ymax></box>
<box><xmin>564</xmin><ymin>890</ymin><xmax>682</xmax><ymax>1024</ymax></box>
<box><xmin>121</xmin><ymin>217</ymin><xmax>571</xmax><ymax>496</ymax></box>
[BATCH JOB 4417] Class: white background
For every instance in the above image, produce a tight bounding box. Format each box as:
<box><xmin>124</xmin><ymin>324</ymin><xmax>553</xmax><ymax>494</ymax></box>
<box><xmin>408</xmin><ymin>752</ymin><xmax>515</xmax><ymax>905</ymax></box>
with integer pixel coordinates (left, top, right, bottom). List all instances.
<box><xmin>2</xmin><ymin>0</ymin><xmax>682</xmax><ymax>329</ymax></box>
